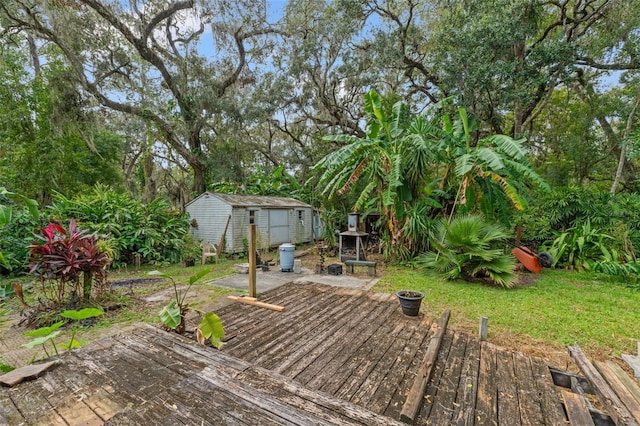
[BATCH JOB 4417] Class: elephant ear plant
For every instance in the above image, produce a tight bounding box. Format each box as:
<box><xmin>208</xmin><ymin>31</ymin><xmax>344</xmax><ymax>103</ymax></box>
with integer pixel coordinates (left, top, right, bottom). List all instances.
<box><xmin>23</xmin><ymin>307</ymin><xmax>104</xmax><ymax>360</ymax></box>
<box><xmin>149</xmin><ymin>269</ymin><xmax>225</xmax><ymax>349</ymax></box>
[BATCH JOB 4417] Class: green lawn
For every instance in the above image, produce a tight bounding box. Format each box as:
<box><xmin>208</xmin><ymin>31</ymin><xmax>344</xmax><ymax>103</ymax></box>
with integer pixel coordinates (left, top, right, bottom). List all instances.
<box><xmin>374</xmin><ymin>267</ymin><xmax>640</xmax><ymax>358</ymax></box>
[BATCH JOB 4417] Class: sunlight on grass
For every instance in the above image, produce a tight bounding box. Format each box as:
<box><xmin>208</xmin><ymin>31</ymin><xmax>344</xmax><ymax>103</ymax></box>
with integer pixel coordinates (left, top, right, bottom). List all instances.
<box><xmin>374</xmin><ymin>267</ymin><xmax>640</xmax><ymax>356</ymax></box>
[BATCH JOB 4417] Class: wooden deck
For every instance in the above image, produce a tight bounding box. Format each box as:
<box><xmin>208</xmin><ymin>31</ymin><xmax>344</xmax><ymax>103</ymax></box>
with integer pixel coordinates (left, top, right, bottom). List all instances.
<box><xmin>215</xmin><ymin>281</ymin><xmax>568</xmax><ymax>424</ymax></box>
<box><xmin>1</xmin><ymin>281</ymin><xmax>577</xmax><ymax>425</ymax></box>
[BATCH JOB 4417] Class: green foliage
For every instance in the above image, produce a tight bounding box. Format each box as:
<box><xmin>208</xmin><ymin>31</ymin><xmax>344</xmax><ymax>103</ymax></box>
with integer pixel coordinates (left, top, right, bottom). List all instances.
<box><xmin>198</xmin><ymin>312</ymin><xmax>225</xmax><ymax>349</ymax></box>
<box><xmin>314</xmin><ymin>91</ymin><xmax>547</xmax><ymax>260</ymax></box>
<box><xmin>418</xmin><ymin>214</ymin><xmax>516</xmax><ymax>287</ymax></box>
<box><xmin>520</xmin><ymin>188</ymin><xmax>640</xmax><ymax>259</ymax></box>
<box><xmin>23</xmin><ymin>321</ymin><xmax>64</xmax><ymax>357</ymax></box>
<box><xmin>0</xmin><ymin>188</ymin><xmax>39</xmax><ymax>273</ymax></box>
<box><xmin>150</xmin><ymin>268</ymin><xmax>210</xmax><ymax>333</ymax></box>
<box><xmin>159</xmin><ymin>300</ymin><xmax>182</xmax><ymax>330</ymax></box>
<box><xmin>28</xmin><ymin>220</ymin><xmax>112</xmax><ymax>305</ymax></box>
<box><xmin>47</xmin><ymin>185</ymin><xmax>189</xmax><ymax>267</ymax></box>
<box><xmin>543</xmin><ymin>220</ymin><xmax>614</xmax><ymax>270</ymax></box>
<box><xmin>23</xmin><ymin>307</ymin><xmax>103</xmax><ymax>358</ymax></box>
<box><xmin>0</xmin><ymin>56</ymin><xmax>123</xmax><ymax>203</ymax></box>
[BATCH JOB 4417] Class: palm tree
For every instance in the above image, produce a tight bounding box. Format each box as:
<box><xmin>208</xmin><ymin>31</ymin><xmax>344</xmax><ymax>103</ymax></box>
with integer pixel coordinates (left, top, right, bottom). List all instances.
<box><xmin>313</xmin><ymin>90</ymin><xmax>442</xmax><ymax>252</ymax></box>
<box><xmin>417</xmin><ymin>214</ymin><xmax>516</xmax><ymax>287</ymax></box>
<box><xmin>439</xmin><ymin>108</ymin><xmax>549</xmax><ymax>222</ymax></box>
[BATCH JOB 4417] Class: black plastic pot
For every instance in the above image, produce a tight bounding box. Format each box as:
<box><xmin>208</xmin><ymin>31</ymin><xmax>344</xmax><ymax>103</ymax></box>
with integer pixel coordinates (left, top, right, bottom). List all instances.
<box><xmin>396</xmin><ymin>290</ymin><xmax>424</xmax><ymax>316</ymax></box>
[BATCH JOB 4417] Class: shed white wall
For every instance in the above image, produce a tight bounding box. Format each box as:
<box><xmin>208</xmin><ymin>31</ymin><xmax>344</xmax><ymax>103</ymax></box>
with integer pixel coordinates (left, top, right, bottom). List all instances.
<box><xmin>186</xmin><ymin>195</ymin><xmax>232</xmax><ymax>251</ymax></box>
<box><xmin>290</xmin><ymin>208</ymin><xmax>313</xmax><ymax>243</ymax></box>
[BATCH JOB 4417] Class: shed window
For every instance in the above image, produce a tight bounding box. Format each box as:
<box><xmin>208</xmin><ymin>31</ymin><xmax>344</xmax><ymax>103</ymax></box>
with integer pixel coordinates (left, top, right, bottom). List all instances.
<box><xmin>249</xmin><ymin>210</ymin><xmax>256</xmax><ymax>224</ymax></box>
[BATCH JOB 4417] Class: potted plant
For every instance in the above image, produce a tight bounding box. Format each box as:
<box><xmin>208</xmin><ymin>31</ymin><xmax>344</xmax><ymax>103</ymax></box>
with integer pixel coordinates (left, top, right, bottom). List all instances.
<box><xmin>396</xmin><ymin>290</ymin><xmax>424</xmax><ymax>316</ymax></box>
<box><xmin>181</xmin><ymin>233</ymin><xmax>201</xmax><ymax>267</ymax></box>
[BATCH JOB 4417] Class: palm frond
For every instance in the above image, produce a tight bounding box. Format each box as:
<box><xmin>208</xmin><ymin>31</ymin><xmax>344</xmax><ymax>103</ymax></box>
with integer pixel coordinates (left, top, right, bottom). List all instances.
<box><xmin>487</xmin><ymin>172</ymin><xmax>526</xmax><ymax>210</ymax></box>
<box><xmin>338</xmin><ymin>158</ymin><xmax>369</xmax><ymax>195</ymax></box>
<box><xmin>484</xmin><ymin>134</ymin><xmax>526</xmax><ymax>160</ymax></box>
<box><xmin>476</xmin><ymin>147</ymin><xmax>505</xmax><ymax>171</ymax></box>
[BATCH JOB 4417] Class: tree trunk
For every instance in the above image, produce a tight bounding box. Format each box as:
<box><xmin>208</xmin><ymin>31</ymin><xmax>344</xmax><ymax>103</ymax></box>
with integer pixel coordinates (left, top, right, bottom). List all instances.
<box><xmin>610</xmin><ymin>90</ymin><xmax>640</xmax><ymax>194</ymax></box>
<box><xmin>83</xmin><ymin>270</ymin><xmax>92</xmax><ymax>301</ymax></box>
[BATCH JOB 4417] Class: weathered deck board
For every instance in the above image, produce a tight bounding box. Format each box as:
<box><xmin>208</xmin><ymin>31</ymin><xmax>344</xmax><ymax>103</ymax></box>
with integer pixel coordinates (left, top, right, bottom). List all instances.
<box><xmin>426</xmin><ymin>331</ymin><xmax>468</xmax><ymax>425</ymax></box>
<box><xmin>0</xmin><ymin>323</ymin><xmax>405</xmax><ymax>425</ymax></box>
<box><xmin>451</xmin><ymin>336</ymin><xmax>480</xmax><ymax>425</ymax></box>
<box><xmin>1</xmin><ymin>281</ymin><xmax>570</xmax><ymax>426</ymax></box>
<box><xmin>475</xmin><ymin>341</ymin><xmax>498</xmax><ymax>425</ymax></box>
<box><xmin>513</xmin><ymin>350</ymin><xmax>546</xmax><ymax>426</ymax></box>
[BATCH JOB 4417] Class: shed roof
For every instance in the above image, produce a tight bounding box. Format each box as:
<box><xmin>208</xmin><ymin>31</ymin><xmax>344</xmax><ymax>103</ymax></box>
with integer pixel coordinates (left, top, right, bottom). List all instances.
<box><xmin>187</xmin><ymin>192</ymin><xmax>312</xmax><ymax>209</ymax></box>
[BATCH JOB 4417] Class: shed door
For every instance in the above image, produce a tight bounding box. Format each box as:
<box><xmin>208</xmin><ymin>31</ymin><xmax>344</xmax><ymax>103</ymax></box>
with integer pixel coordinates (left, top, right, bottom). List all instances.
<box><xmin>269</xmin><ymin>209</ymin><xmax>289</xmax><ymax>245</ymax></box>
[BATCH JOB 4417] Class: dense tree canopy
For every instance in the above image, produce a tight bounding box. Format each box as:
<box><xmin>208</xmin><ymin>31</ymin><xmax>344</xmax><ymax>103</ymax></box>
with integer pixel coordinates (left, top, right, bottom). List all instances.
<box><xmin>0</xmin><ymin>0</ymin><xmax>639</xmax><ymax>251</ymax></box>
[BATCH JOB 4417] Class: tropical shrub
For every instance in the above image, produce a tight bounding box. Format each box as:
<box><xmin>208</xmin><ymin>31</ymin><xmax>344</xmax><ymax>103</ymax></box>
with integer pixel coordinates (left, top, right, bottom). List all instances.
<box><xmin>47</xmin><ymin>185</ymin><xmax>189</xmax><ymax>267</ymax></box>
<box><xmin>28</xmin><ymin>220</ymin><xmax>112</xmax><ymax>305</ymax></box>
<box><xmin>417</xmin><ymin>214</ymin><xmax>516</xmax><ymax>287</ymax></box>
<box><xmin>0</xmin><ymin>188</ymin><xmax>39</xmax><ymax>274</ymax></box>
<box><xmin>542</xmin><ymin>220</ymin><xmax>622</xmax><ymax>270</ymax></box>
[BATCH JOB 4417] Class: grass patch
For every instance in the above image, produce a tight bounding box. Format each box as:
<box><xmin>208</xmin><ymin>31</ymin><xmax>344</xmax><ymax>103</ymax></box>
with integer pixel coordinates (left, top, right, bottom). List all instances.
<box><xmin>374</xmin><ymin>267</ymin><xmax>640</xmax><ymax>358</ymax></box>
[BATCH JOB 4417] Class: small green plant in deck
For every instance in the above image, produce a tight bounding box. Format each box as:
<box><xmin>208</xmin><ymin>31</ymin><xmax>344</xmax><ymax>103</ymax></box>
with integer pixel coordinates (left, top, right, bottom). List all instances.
<box><xmin>150</xmin><ymin>269</ymin><xmax>225</xmax><ymax>347</ymax></box>
<box><xmin>23</xmin><ymin>307</ymin><xmax>104</xmax><ymax>359</ymax></box>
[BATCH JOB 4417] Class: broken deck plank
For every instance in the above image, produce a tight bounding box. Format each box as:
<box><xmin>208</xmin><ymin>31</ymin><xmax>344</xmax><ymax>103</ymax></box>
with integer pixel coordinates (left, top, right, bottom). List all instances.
<box><xmin>569</xmin><ymin>344</ymin><xmax>639</xmax><ymax>426</ymax></box>
<box><xmin>399</xmin><ymin>308</ymin><xmax>451</xmax><ymax>424</ymax></box>
<box><xmin>596</xmin><ymin>360</ymin><xmax>640</xmax><ymax>423</ymax></box>
<box><xmin>562</xmin><ymin>389</ymin><xmax>596</xmax><ymax>426</ymax></box>
<box><xmin>0</xmin><ymin>360</ymin><xmax>59</xmax><ymax>387</ymax></box>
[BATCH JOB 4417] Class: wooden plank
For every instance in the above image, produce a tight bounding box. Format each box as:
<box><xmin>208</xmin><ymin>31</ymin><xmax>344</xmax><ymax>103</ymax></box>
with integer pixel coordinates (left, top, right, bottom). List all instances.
<box><xmin>475</xmin><ymin>341</ymin><xmax>498</xmax><ymax>425</ymax></box>
<box><xmin>378</xmin><ymin>316</ymin><xmax>433</xmax><ymax>418</ymax></box>
<box><xmin>228</xmin><ymin>295</ymin><xmax>285</xmax><ymax>311</ymax></box>
<box><xmin>596</xmin><ymin>361</ymin><xmax>640</xmax><ymax>423</ymax></box>
<box><xmin>550</xmin><ymin>367</ymin><xmax>594</xmax><ymax>393</ymax></box>
<box><xmin>356</xmin><ymin>315</ymin><xmax>433</xmax><ymax>415</ymax></box>
<box><xmin>415</xmin><ymin>329</ymin><xmax>454</xmax><ymax>421</ymax></box>
<box><xmin>230</xmin><ymin>291</ymin><xmax>357</xmax><ymax>362</ymax></box>
<box><xmin>562</xmin><ymin>389</ymin><xmax>596</xmax><ymax>426</ymax></box>
<box><xmin>513</xmin><ymin>350</ymin><xmax>545</xmax><ymax>426</ymax></box>
<box><xmin>235</xmin><ymin>366</ymin><xmax>406</xmax><ymax>426</ymax></box>
<box><xmin>531</xmin><ymin>358</ymin><xmax>570</xmax><ymax>426</ymax></box>
<box><xmin>399</xmin><ymin>308</ymin><xmax>451</xmax><ymax>424</ymax></box>
<box><xmin>0</xmin><ymin>393</ymin><xmax>25</xmax><ymax>425</ymax></box>
<box><xmin>452</xmin><ymin>336</ymin><xmax>480</xmax><ymax>425</ymax></box>
<box><xmin>347</xmin><ymin>319</ymin><xmax>411</xmax><ymax>408</ymax></box>
<box><xmin>269</xmin><ymin>294</ymin><xmax>382</xmax><ymax>376</ymax></box>
<box><xmin>604</xmin><ymin>361</ymin><xmax>640</xmax><ymax>410</ymax></box>
<box><xmin>249</xmin><ymin>223</ymin><xmax>257</xmax><ymax>297</ymax></box>
<box><xmin>495</xmin><ymin>349</ymin><xmax>521</xmax><ymax>426</ymax></box>
<box><xmin>218</xmin><ymin>214</ymin><xmax>231</xmax><ymax>255</ymax></box>
<box><xmin>286</xmin><ymin>299</ymin><xmax>395</xmax><ymax>382</ymax></box>
<box><xmin>354</xmin><ymin>314</ymin><xmax>431</xmax><ymax>413</ymax></box>
<box><xmin>427</xmin><ymin>331</ymin><xmax>467</xmax><ymax>425</ymax></box>
<box><xmin>229</xmin><ymin>290</ymin><xmax>343</xmax><ymax>362</ymax></box>
<box><xmin>313</xmin><ymin>308</ymin><xmax>407</xmax><ymax>397</ymax></box>
<box><xmin>218</xmin><ymin>283</ymin><xmax>316</xmax><ymax>336</ymax></box>
<box><xmin>0</xmin><ymin>360</ymin><xmax>59</xmax><ymax>387</ymax></box>
<box><xmin>569</xmin><ymin>344</ymin><xmax>639</xmax><ymax>426</ymax></box>
<box><xmin>2</xmin><ymin>374</ymin><xmax>67</xmax><ymax>425</ymax></box>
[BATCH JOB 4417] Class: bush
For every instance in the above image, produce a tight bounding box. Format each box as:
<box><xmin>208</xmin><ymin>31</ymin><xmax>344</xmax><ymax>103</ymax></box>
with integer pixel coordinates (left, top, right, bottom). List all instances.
<box><xmin>417</xmin><ymin>214</ymin><xmax>516</xmax><ymax>287</ymax></box>
<box><xmin>47</xmin><ymin>185</ymin><xmax>189</xmax><ymax>267</ymax></box>
<box><xmin>28</xmin><ymin>220</ymin><xmax>111</xmax><ymax>305</ymax></box>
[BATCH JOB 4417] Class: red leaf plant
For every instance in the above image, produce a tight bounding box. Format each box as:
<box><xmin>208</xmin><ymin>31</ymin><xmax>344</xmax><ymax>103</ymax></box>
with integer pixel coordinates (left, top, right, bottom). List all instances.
<box><xmin>29</xmin><ymin>219</ymin><xmax>112</xmax><ymax>306</ymax></box>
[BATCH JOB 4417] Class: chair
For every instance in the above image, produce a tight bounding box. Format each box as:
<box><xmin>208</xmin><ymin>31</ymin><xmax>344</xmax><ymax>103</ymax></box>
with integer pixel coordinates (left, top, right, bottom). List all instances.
<box><xmin>201</xmin><ymin>242</ymin><xmax>218</xmax><ymax>265</ymax></box>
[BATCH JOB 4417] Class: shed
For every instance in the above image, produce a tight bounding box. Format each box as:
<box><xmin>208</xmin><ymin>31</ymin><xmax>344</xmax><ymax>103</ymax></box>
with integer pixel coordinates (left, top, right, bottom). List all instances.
<box><xmin>185</xmin><ymin>192</ymin><xmax>315</xmax><ymax>253</ymax></box>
